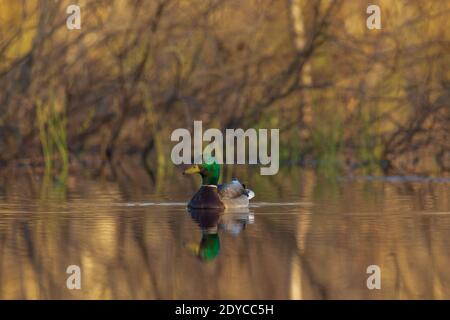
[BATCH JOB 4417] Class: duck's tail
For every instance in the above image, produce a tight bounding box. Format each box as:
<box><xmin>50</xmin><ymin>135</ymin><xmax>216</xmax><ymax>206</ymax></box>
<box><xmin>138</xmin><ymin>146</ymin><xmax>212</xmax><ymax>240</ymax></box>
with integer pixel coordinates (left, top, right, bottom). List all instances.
<box><xmin>245</xmin><ymin>189</ymin><xmax>255</xmax><ymax>200</ymax></box>
<box><xmin>241</xmin><ymin>182</ymin><xmax>255</xmax><ymax>200</ymax></box>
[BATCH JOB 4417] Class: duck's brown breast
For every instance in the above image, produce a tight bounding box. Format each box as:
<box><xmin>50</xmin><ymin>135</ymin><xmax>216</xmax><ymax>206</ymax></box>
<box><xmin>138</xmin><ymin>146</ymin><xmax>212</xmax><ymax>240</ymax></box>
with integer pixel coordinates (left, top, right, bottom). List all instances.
<box><xmin>188</xmin><ymin>186</ymin><xmax>225</xmax><ymax>210</ymax></box>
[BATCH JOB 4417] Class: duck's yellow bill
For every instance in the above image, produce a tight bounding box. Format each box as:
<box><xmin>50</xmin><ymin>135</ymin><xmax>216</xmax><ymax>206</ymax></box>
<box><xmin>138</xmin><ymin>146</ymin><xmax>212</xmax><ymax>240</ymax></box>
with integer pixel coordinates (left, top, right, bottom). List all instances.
<box><xmin>183</xmin><ymin>165</ymin><xmax>201</xmax><ymax>174</ymax></box>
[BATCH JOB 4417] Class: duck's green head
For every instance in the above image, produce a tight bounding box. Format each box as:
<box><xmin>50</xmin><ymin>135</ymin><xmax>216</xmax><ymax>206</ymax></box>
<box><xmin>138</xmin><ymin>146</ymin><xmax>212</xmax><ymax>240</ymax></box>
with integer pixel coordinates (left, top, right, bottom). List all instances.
<box><xmin>183</xmin><ymin>157</ymin><xmax>220</xmax><ymax>185</ymax></box>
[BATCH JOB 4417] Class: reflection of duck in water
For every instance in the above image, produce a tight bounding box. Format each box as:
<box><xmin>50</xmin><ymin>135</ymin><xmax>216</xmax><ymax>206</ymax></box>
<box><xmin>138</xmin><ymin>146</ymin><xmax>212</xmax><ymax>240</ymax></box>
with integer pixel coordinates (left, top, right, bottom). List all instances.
<box><xmin>185</xmin><ymin>209</ymin><xmax>222</xmax><ymax>261</ymax></box>
<box><xmin>183</xmin><ymin>157</ymin><xmax>255</xmax><ymax>209</ymax></box>
<box><xmin>219</xmin><ymin>208</ymin><xmax>254</xmax><ymax>236</ymax></box>
<box><xmin>185</xmin><ymin>208</ymin><xmax>254</xmax><ymax>261</ymax></box>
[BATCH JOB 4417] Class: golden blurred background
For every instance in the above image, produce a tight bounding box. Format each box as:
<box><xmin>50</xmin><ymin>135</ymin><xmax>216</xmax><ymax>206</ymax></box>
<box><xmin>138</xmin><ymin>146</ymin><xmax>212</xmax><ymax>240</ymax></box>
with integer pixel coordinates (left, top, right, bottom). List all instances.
<box><xmin>0</xmin><ymin>0</ymin><xmax>448</xmax><ymax>180</ymax></box>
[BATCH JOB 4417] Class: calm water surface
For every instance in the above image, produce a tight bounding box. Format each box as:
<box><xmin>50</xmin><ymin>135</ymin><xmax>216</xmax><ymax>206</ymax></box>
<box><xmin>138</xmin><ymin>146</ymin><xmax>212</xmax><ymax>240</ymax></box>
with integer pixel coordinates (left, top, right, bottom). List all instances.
<box><xmin>0</xmin><ymin>168</ymin><xmax>449</xmax><ymax>299</ymax></box>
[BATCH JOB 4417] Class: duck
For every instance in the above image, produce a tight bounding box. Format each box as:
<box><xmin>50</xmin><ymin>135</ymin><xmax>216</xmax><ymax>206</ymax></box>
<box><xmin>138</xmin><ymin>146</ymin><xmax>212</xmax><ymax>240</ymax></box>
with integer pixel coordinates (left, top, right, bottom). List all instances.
<box><xmin>183</xmin><ymin>157</ymin><xmax>255</xmax><ymax>209</ymax></box>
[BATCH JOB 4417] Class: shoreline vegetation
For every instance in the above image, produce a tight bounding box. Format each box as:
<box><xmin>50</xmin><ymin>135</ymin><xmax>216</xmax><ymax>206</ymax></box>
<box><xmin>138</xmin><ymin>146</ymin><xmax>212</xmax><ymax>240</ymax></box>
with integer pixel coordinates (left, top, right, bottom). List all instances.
<box><xmin>0</xmin><ymin>1</ymin><xmax>449</xmax><ymax>182</ymax></box>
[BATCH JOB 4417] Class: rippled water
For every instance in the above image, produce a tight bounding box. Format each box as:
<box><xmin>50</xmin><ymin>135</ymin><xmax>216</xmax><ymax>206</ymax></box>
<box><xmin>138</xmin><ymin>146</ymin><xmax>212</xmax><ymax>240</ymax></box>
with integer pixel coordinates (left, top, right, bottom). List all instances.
<box><xmin>0</xmin><ymin>168</ymin><xmax>449</xmax><ymax>299</ymax></box>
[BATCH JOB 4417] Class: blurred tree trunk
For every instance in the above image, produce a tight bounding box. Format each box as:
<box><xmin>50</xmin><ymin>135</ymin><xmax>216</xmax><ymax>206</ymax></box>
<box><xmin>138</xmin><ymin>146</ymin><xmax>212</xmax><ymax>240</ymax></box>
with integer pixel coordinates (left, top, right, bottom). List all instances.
<box><xmin>288</xmin><ymin>0</ymin><xmax>314</xmax><ymax>150</ymax></box>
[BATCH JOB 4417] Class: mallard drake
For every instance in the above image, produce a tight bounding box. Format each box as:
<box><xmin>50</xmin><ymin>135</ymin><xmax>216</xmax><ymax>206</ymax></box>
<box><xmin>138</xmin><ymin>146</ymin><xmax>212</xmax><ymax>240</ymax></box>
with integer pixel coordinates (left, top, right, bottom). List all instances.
<box><xmin>183</xmin><ymin>158</ymin><xmax>255</xmax><ymax>209</ymax></box>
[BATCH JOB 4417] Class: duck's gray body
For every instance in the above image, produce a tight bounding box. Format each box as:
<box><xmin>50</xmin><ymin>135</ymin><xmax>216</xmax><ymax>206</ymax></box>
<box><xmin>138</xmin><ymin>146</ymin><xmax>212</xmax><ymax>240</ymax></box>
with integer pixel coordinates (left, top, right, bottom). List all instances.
<box><xmin>218</xmin><ymin>178</ymin><xmax>255</xmax><ymax>208</ymax></box>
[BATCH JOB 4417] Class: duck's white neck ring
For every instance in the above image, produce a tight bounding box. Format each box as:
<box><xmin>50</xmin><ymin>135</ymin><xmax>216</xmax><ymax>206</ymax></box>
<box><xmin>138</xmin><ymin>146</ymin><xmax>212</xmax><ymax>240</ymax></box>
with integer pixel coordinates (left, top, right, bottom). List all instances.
<box><xmin>202</xmin><ymin>184</ymin><xmax>218</xmax><ymax>188</ymax></box>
